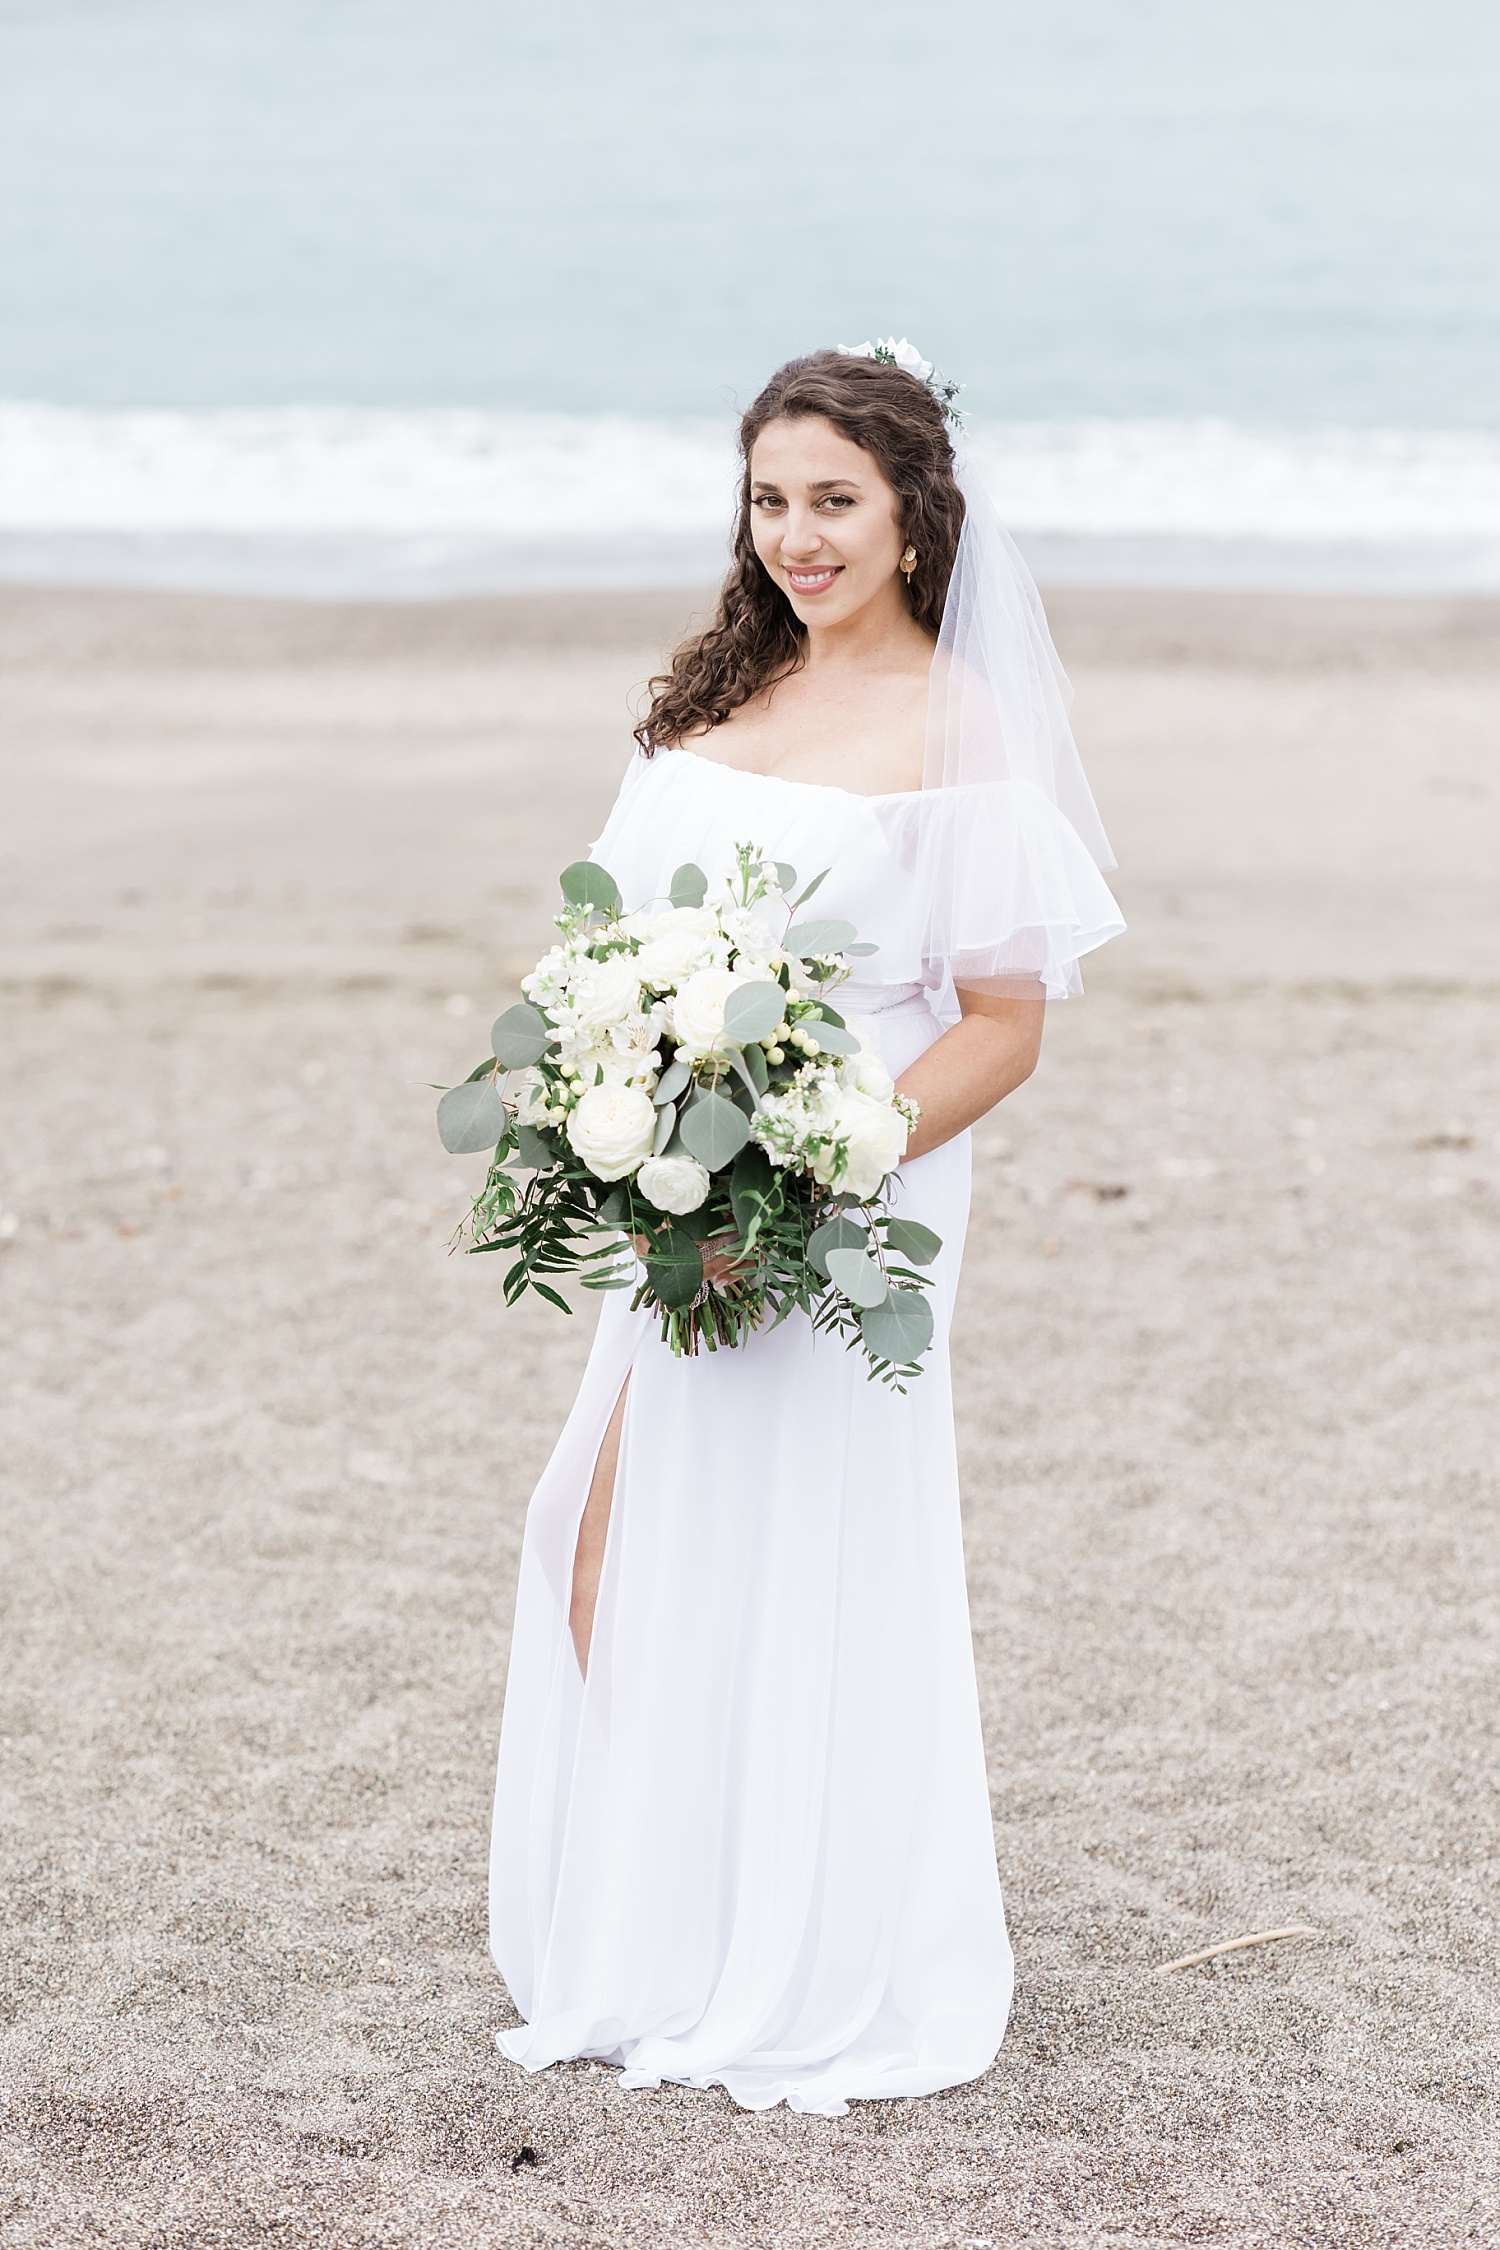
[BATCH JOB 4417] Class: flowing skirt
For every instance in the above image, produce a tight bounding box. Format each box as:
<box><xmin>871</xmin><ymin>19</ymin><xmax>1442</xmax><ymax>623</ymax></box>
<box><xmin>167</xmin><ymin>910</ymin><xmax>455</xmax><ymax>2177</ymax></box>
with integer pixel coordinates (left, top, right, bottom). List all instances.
<box><xmin>488</xmin><ymin>994</ymin><xmax>1013</xmax><ymax>2115</ymax></box>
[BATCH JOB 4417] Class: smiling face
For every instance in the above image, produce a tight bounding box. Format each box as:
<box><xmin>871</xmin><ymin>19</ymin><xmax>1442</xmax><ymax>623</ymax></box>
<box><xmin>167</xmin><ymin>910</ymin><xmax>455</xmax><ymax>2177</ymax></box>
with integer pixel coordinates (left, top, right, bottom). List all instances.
<box><xmin>747</xmin><ymin>415</ymin><xmax>910</xmax><ymax>632</ymax></box>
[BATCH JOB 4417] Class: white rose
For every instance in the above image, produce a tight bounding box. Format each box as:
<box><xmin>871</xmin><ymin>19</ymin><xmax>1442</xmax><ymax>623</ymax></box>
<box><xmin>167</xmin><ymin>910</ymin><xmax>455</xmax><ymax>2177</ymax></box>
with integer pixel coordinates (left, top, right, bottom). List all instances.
<box><xmin>635</xmin><ymin>1152</ymin><xmax>711</xmax><ymax>1215</ymax></box>
<box><xmin>572</xmin><ymin>954</ymin><xmax>642</xmax><ymax>1033</ymax></box>
<box><xmin>671</xmin><ymin>966</ymin><xmax>742</xmax><ymax>1054</ymax></box>
<box><xmin>565</xmin><ymin>1083</ymin><xmax>657</xmax><ymax>1181</ymax></box>
<box><xmin>812</xmin><ymin>1090</ymin><xmax>909</xmax><ymax>1200</ymax></box>
<box><xmin>634</xmin><ymin>907</ymin><xmax>723</xmax><ymax>987</ymax></box>
<box><xmin>838</xmin><ymin>1028</ymin><xmax>895</xmax><ymax>1102</ymax></box>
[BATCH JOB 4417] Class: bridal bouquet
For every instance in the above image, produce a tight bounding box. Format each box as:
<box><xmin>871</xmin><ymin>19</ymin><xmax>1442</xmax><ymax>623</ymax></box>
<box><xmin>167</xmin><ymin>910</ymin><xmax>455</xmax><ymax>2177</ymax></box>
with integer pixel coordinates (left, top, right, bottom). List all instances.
<box><xmin>436</xmin><ymin>842</ymin><xmax>942</xmax><ymax>1383</ymax></box>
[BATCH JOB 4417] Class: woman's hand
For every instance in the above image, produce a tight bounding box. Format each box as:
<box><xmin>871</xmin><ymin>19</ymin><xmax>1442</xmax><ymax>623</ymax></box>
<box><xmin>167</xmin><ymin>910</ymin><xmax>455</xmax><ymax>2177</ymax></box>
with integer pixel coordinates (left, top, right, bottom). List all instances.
<box><xmin>700</xmin><ymin>1233</ymin><xmax>747</xmax><ymax>1287</ymax></box>
<box><xmin>896</xmin><ymin>989</ymin><xmax>1045</xmax><ymax>1162</ymax></box>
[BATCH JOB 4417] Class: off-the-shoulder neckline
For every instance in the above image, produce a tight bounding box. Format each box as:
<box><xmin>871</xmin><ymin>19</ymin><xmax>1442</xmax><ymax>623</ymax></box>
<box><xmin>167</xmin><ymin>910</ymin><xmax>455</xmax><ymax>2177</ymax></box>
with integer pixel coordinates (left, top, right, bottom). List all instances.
<box><xmin>661</xmin><ymin>748</ymin><xmax>925</xmax><ymax>805</ymax></box>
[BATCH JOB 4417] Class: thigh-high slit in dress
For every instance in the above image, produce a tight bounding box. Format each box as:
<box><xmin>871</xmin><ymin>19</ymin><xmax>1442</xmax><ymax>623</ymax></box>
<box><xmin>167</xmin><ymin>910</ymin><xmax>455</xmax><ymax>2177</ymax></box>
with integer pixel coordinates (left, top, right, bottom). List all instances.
<box><xmin>487</xmin><ymin>746</ymin><xmax>1123</xmax><ymax>2116</ymax></box>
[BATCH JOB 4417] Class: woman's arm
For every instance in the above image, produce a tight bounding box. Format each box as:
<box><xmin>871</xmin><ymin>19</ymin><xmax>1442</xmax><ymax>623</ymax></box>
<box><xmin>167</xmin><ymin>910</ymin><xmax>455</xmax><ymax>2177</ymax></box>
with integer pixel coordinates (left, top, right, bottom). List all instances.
<box><xmin>896</xmin><ymin>989</ymin><xmax>1045</xmax><ymax>1162</ymax></box>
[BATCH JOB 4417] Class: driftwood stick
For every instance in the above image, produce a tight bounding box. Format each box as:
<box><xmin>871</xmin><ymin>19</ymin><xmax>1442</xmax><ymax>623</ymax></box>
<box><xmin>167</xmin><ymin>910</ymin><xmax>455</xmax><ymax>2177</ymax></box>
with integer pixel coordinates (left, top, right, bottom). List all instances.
<box><xmin>1155</xmin><ymin>1925</ymin><xmax>1321</xmax><ymax>1976</ymax></box>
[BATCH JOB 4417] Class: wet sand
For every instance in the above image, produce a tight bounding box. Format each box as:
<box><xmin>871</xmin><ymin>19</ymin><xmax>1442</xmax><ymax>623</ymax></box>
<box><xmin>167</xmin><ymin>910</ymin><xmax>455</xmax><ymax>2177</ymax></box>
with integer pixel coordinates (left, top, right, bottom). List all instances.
<box><xmin>2</xmin><ymin>582</ymin><xmax>1498</xmax><ymax>2246</ymax></box>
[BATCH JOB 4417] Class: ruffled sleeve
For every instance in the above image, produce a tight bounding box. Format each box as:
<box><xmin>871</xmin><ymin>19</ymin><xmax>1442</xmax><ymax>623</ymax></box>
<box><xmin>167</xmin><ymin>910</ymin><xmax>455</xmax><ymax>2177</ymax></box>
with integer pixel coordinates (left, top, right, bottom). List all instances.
<box><xmin>876</xmin><ymin>781</ymin><xmax>1126</xmax><ymax>1006</ymax></box>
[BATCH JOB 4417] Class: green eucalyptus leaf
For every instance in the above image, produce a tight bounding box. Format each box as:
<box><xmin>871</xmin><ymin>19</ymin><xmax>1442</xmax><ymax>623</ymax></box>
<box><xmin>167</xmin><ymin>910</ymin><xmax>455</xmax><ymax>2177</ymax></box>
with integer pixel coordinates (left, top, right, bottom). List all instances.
<box><xmin>860</xmin><ymin>1288</ymin><xmax>935</xmax><ymax>1365</ymax></box>
<box><xmin>653</xmin><ymin>1057</ymin><xmax>691</xmax><ymax>1105</ymax></box>
<box><xmin>437</xmin><ymin>1077</ymin><xmax>506</xmax><ymax>1154</ymax></box>
<box><xmin>652</xmin><ymin>1101</ymin><xmax>676</xmax><ymax>1157</ymax></box>
<box><xmin>721</xmin><ymin>980</ymin><xmax>785</xmax><ymax>1045</ymax></box>
<box><xmin>559</xmin><ymin>860</ymin><xmax>622</xmax><ymax>915</ymax></box>
<box><xmin>792</xmin><ymin>867</ymin><xmax>830</xmax><ymax>908</ymax></box>
<box><xmin>668</xmin><ymin>862</ymin><xmax>708</xmax><ymax>909</ymax></box>
<box><xmin>843</xmin><ymin>941</ymin><xmax>879</xmax><ymax>957</ymax></box>
<box><xmin>826</xmin><ymin>1245</ymin><xmax>890</xmax><ymax>1308</ymax></box>
<box><xmin>644</xmin><ymin>1228</ymin><xmax>704</xmax><ymax>1310</ymax></box>
<box><xmin>464</xmin><ymin>1056</ymin><xmax>501</xmax><ymax>1083</ymax></box>
<box><xmin>883</xmin><ymin>1218</ymin><xmax>943</xmax><ymax>1266</ymax></box>
<box><xmin>773</xmin><ymin>861</ymin><xmax>797</xmax><ymax>895</ymax></box>
<box><xmin>597</xmin><ymin>1186</ymin><xmax>630</xmax><ymax>1226</ymax></box>
<box><xmin>738</xmin><ymin>1041</ymin><xmax>769</xmax><ymax>1093</ymax></box>
<box><xmin>784</xmin><ymin>917</ymin><xmax>857</xmax><ymax>958</ymax></box>
<box><xmin>511</xmin><ymin>1122</ymin><xmax>559</xmax><ymax>1170</ymax></box>
<box><xmin>807</xmin><ymin>1018</ymin><xmax>860</xmax><ymax>1056</ymax></box>
<box><xmin>491</xmin><ymin>1002</ymin><xmax>553</xmax><ymax>1067</ymax></box>
<box><xmin>678</xmin><ymin>1091</ymin><xmax>752</xmax><ymax>1171</ymax></box>
<box><xmin>806</xmin><ymin>1213</ymin><xmax>869</xmax><ymax>1279</ymax></box>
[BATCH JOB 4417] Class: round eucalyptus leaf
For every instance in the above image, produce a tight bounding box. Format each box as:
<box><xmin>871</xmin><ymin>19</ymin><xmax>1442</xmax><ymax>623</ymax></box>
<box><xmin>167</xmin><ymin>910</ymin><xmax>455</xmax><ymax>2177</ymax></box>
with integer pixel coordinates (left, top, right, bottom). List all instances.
<box><xmin>825</xmin><ymin>1245</ymin><xmax>890</xmax><ymax>1309</ymax></box>
<box><xmin>784</xmin><ymin>917</ymin><xmax>858</xmax><ymax>958</ymax></box>
<box><xmin>678</xmin><ymin>1091</ymin><xmax>752</xmax><ymax>1171</ymax></box>
<box><xmin>860</xmin><ymin>1288</ymin><xmax>935</xmax><ymax>1365</ymax></box>
<box><xmin>773</xmin><ymin>861</ymin><xmax>797</xmax><ymax>895</ymax></box>
<box><xmin>669</xmin><ymin>862</ymin><xmax>708</xmax><ymax>909</ymax></box>
<box><xmin>653</xmin><ymin>1057</ymin><xmax>691</xmax><ymax>1105</ymax></box>
<box><xmin>437</xmin><ymin>1077</ymin><xmax>506</xmax><ymax>1154</ymax></box>
<box><xmin>807</xmin><ymin>1018</ymin><xmax>859</xmax><ymax>1056</ymax></box>
<box><xmin>735</xmin><ymin>1040</ymin><xmax>770</xmax><ymax>1094</ymax></box>
<box><xmin>559</xmin><ymin>860</ymin><xmax>622</xmax><ymax>915</ymax></box>
<box><xmin>511</xmin><ymin>1122</ymin><xmax>559</xmax><ymax>1170</ymax></box>
<box><xmin>721</xmin><ymin>980</ymin><xmax>785</xmax><ymax>1044</ymax></box>
<box><xmin>883</xmin><ymin>1217</ymin><xmax>943</xmax><ymax>1266</ymax></box>
<box><xmin>843</xmin><ymin>940</ymin><xmax>879</xmax><ymax>957</ymax></box>
<box><xmin>491</xmin><ymin>1001</ymin><xmax>553</xmax><ymax>1067</ymax></box>
<box><xmin>806</xmin><ymin>1213</ymin><xmax>869</xmax><ymax>1279</ymax></box>
<box><xmin>651</xmin><ymin>1100</ymin><xmax>676</xmax><ymax>1157</ymax></box>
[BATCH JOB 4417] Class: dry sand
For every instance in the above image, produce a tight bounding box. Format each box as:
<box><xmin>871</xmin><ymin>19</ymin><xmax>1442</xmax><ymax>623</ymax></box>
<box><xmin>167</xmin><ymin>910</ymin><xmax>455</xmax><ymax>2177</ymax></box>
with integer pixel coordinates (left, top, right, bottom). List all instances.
<box><xmin>1</xmin><ymin>582</ymin><xmax>1498</xmax><ymax>2247</ymax></box>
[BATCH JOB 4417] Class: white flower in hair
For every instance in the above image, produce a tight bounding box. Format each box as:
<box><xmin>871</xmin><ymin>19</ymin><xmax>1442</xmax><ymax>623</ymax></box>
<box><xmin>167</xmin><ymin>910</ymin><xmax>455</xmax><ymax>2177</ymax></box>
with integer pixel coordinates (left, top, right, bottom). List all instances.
<box><xmin>837</xmin><ymin>336</ymin><xmax>964</xmax><ymax>426</ymax></box>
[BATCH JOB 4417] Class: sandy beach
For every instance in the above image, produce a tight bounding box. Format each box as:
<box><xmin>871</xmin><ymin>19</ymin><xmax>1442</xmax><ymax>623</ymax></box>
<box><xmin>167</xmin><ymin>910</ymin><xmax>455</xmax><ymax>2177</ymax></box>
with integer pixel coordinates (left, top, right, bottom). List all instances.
<box><xmin>2</xmin><ymin>580</ymin><xmax>1498</xmax><ymax>2247</ymax></box>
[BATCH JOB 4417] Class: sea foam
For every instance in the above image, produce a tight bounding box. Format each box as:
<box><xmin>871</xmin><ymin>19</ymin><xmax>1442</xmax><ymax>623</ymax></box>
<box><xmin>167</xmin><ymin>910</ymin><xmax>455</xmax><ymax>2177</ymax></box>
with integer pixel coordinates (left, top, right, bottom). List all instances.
<box><xmin>2</xmin><ymin>404</ymin><xmax>1497</xmax><ymax>594</ymax></box>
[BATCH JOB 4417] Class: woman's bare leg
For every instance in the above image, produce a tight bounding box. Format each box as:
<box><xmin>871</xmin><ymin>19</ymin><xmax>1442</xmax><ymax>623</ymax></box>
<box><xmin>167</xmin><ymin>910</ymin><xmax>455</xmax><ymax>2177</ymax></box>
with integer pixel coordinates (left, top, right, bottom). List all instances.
<box><xmin>570</xmin><ymin>1380</ymin><xmax>628</xmax><ymax>1676</ymax></box>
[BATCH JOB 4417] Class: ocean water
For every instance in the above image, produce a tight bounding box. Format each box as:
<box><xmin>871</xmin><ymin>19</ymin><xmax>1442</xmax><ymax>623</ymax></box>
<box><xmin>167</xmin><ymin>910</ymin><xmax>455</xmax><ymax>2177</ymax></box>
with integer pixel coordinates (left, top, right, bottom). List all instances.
<box><xmin>1</xmin><ymin>0</ymin><xmax>1496</xmax><ymax>592</ymax></box>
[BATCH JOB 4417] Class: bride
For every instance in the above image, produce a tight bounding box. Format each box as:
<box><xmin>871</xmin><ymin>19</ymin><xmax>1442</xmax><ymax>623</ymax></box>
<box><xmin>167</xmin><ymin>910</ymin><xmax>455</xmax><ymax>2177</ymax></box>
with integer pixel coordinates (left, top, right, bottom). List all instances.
<box><xmin>488</xmin><ymin>343</ymin><xmax>1124</xmax><ymax>2115</ymax></box>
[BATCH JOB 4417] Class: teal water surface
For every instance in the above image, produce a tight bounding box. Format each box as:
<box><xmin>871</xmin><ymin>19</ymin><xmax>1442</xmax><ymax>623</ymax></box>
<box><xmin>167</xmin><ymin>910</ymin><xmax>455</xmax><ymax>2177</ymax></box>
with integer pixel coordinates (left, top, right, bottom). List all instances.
<box><xmin>0</xmin><ymin>0</ymin><xmax>1496</xmax><ymax>423</ymax></box>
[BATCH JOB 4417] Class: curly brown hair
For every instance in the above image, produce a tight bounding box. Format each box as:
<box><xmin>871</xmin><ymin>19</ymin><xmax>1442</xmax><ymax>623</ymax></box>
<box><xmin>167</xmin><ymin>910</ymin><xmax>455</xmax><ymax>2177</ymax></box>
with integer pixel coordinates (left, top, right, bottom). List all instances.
<box><xmin>635</xmin><ymin>349</ymin><xmax>964</xmax><ymax>754</ymax></box>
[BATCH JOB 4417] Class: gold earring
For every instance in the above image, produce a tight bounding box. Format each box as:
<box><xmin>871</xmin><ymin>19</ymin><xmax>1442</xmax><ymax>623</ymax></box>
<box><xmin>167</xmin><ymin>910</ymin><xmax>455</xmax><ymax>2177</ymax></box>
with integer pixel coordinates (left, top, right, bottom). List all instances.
<box><xmin>899</xmin><ymin>545</ymin><xmax>918</xmax><ymax>581</ymax></box>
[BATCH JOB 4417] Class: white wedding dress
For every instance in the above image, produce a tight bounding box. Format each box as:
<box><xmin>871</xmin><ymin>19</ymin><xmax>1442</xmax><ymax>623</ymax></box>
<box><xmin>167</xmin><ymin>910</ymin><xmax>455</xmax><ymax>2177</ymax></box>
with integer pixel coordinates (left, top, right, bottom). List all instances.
<box><xmin>489</xmin><ymin>746</ymin><xmax>1123</xmax><ymax>2115</ymax></box>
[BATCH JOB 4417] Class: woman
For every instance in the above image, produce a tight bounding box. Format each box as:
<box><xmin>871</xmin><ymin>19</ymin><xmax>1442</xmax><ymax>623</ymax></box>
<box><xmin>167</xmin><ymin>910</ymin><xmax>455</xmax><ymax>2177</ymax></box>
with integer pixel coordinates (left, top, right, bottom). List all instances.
<box><xmin>489</xmin><ymin>344</ymin><xmax>1123</xmax><ymax>2115</ymax></box>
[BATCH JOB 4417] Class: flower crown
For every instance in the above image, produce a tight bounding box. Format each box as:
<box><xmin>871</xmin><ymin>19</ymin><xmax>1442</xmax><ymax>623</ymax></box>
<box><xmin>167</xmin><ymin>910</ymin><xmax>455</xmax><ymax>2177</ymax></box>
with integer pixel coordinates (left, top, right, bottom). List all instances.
<box><xmin>837</xmin><ymin>336</ymin><xmax>964</xmax><ymax>428</ymax></box>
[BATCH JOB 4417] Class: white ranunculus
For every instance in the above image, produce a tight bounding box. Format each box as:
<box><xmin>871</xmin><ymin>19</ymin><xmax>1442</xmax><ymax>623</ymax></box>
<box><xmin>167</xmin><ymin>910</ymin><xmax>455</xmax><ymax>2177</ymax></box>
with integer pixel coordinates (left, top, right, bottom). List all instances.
<box><xmin>635</xmin><ymin>1152</ymin><xmax>711</xmax><ymax>1215</ymax></box>
<box><xmin>671</xmin><ymin>966</ymin><xmax>741</xmax><ymax>1054</ymax></box>
<box><xmin>572</xmin><ymin>954</ymin><xmax>642</xmax><ymax>1033</ymax></box>
<box><xmin>633</xmin><ymin>907</ymin><xmax>723</xmax><ymax>987</ymax></box>
<box><xmin>566</xmin><ymin>1083</ymin><xmax>657</xmax><ymax>1181</ymax></box>
<box><xmin>813</xmin><ymin>1090</ymin><xmax>909</xmax><ymax>1200</ymax></box>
